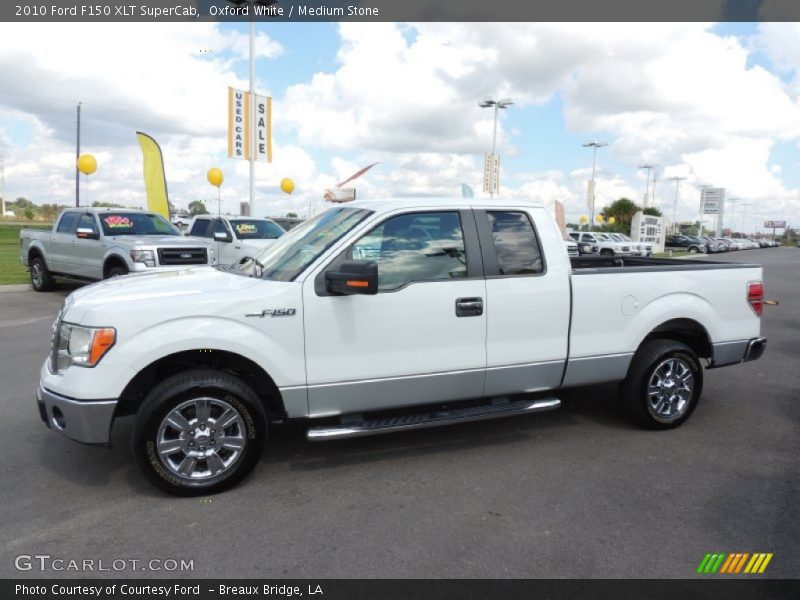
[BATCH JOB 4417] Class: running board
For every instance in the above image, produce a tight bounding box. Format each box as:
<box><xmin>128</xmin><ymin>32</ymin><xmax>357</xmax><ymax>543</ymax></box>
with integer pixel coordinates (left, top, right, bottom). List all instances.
<box><xmin>306</xmin><ymin>397</ymin><xmax>561</xmax><ymax>441</ymax></box>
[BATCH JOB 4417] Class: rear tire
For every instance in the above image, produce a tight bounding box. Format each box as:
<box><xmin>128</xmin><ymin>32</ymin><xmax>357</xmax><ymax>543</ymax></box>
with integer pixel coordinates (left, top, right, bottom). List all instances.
<box><xmin>620</xmin><ymin>339</ymin><xmax>703</xmax><ymax>430</ymax></box>
<box><xmin>30</xmin><ymin>256</ymin><xmax>55</xmax><ymax>292</ymax></box>
<box><xmin>688</xmin><ymin>247</ymin><xmax>698</xmax><ymax>254</ymax></box>
<box><xmin>133</xmin><ymin>369</ymin><xmax>267</xmax><ymax>496</ymax></box>
<box><xmin>600</xmin><ymin>248</ymin><xmax>614</xmax><ymax>256</ymax></box>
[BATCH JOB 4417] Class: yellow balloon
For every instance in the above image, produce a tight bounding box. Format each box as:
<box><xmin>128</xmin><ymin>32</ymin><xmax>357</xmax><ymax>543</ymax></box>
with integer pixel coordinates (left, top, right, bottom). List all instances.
<box><xmin>280</xmin><ymin>178</ymin><xmax>295</xmax><ymax>195</ymax></box>
<box><xmin>76</xmin><ymin>154</ymin><xmax>97</xmax><ymax>176</ymax></box>
<box><xmin>608</xmin><ymin>216</ymin><xmax>616</xmax><ymax>225</ymax></box>
<box><xmin>579</xmin><ymin>215</ymin><xmax>589</xmax><ymax>224</ymax></box>
<box><xmin>207</xmin><ymin>168</ymin><xmax>224</xmax><ymax>188</ymax></box>
<box><xmin>596</xmin><ymin>214</ymin><xmax>605</xmax><ymax>223</ymax></box>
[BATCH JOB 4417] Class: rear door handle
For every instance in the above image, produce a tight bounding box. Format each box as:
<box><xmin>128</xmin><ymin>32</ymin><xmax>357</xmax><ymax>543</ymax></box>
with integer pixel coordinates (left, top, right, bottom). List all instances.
<box><xmin>456</xmin><ymin>297</ymin><xmax>483</xmax><ymax>317</ymax></box>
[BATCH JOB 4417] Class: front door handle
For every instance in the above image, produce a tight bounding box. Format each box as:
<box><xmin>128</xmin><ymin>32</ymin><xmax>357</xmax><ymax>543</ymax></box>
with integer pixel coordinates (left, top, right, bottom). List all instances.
<box><xmin>456</xmin><ymin>297</ymin><xmax>483</xmax><ymax>317</ymax></box>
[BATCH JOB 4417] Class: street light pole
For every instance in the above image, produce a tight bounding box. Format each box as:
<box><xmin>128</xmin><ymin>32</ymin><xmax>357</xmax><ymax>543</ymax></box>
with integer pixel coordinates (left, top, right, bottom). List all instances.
<box><xmin>248</xmin><ymin>20</ymin><xmax>256</xmax><ymax>217</ymax></box>
<box><xmin>638</xmin><ymin>164</ymin><xmax>656</xmax><ymax>208</ymax></box>
<box><xmin>479</xmin><ymin>97</ymin><xmax>513</xmax><ymax>198</ymax></box>
<box><xmin>740</xmin><ymin>202</ymin><xmax>749</xmax><ymax>235</ymax></box>
<box><xmin>76</xmin><ymin>102</ymin><xmax>81</xmax><ymax>207</ymax></box>
<box><xmin>583</xmin><ymin>141</ymin><xmax>607</xmax><ymax>226</ymax></box>
<box><xmin>727</xmin><ymin>197</ymin><xmax>737</xmax><ymax>234</ymax></box>
<box><xmin>669</xmin><ymin>176</ymin><xmax>686</xmax><ymax>233</ymax></box>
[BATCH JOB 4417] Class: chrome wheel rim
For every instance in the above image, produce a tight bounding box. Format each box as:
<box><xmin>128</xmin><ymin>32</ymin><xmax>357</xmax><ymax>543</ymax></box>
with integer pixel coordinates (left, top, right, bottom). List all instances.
<box><xmin>647</xmin><ymin>357</ymin><xmax>694</xmax><ymax>422</ymax></box>
<box><xmin>31</xmin><ymin>263</ymin><xmax>43</xmax><ymax>288</ymax></box>
<box><xmin>156</xmin><ymin>397</ymin><xmax>247</xmax><ymax>483</ymax></box>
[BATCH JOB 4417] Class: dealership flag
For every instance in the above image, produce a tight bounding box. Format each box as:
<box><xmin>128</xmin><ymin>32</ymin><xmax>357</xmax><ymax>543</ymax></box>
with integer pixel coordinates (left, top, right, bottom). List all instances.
<box><xmin>135</xmin><ymin>132</ymin><xmax>170</xmax><ymax>219</ymax></box>
<box><xmin>254</xmin><ymin>94</ymin><xmax>272</xmax><ymax>163</ymax></box>
<box><xmin>228</xmin><ymin>88</ymin><xmax>272</xmax><ymax>163</ymax></box>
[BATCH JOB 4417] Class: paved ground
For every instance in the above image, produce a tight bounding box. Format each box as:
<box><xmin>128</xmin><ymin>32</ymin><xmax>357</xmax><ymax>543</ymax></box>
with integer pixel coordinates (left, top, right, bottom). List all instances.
<box><xmin>0</xmin><ymin>248</ymin><xmax>797</xmax><ymax>579</ymax></box>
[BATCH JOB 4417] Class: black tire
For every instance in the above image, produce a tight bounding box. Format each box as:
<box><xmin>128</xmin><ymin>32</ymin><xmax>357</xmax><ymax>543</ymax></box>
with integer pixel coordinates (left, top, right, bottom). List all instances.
<box><xmin>600</xmin><ymin>248</ymin><xmax>614</xmax><ymax>256</ymax></box>
<box><xmin>688</xmin><ymin>247</ymin><xmax>698</xmax><ymax>254</ymax></box>
<box><xmin>29</xmin><ymin>256</ymin><xmax>55</xmax><ymax>292</ymax></box>
<box><xmin>106</xmin><ymin>264</ymin><xmax>129</xmax><ymax>278</ymax></box>
<box><xmin>620</xmin><ymin>339</ymin><xmax>704</xmax><ymax>430</ymax></box>
<box><xmin>133</xmin><ymin>369</ymin><xmax>267</xmax><ymax>496</ymax></box>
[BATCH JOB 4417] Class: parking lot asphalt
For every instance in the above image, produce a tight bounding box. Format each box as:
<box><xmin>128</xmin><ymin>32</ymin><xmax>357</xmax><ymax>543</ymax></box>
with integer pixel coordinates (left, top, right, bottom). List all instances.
<box><xmin>0</xmin><ymin>248</ymin><xmax>797</xmax><ymax>579</ymax></box>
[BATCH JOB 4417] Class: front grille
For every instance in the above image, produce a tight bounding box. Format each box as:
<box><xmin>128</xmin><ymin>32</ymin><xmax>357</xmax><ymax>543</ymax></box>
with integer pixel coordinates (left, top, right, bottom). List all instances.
<box><xmin>567</xmin><ymin>246</ymin><xmax>579</xmax><ymax>257</ymax></box>
<box><xmin>621</xmin><ymin>246</ymin><xmax>630</xmax><ymax>252</ymax></box>
<box><xmin>157</xmin><ymin>247</ymin><xmax>208</xmax><ymax>266</ymax></box>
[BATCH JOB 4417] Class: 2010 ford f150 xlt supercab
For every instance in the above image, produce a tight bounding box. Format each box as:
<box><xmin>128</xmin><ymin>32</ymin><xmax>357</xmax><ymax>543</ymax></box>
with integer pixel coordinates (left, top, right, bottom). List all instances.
<box><xmin>36</xmin><ymin>199</ymin><xmax>767</xmax><ymax>495</ymax></box>
<box><xmin>20</xmin><ymin>208</ymin><xmax>216</xmax><ymax>291</ymax></box>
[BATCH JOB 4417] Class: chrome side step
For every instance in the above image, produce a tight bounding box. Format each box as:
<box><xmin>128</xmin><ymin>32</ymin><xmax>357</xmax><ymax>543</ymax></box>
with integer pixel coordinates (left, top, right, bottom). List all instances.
<box><xmin>306</xmin><ymin>397</ymin><xmax>561</xmax><ymax>441</ymax></box>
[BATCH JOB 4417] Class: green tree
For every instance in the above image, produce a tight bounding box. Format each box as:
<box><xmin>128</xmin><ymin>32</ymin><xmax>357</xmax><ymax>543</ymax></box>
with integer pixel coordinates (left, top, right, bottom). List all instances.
<box><xmin>601</xmin><ymin>197</ymin><xmax>640</xmax><ymax>233</ymax></box>
<box><xmin>286</xmin><ymin>212</ymin><xmax>298</xmax><ymax>218</ymax></box>
<box><xmin>643</xmin><ymin>207</ymin><xmax>663</xmax><ymax>217</ymax></box>
<box><xmin>188</xmin><ymin>200</ymin><xmax>209</xmax><ymax>216</ymax></box>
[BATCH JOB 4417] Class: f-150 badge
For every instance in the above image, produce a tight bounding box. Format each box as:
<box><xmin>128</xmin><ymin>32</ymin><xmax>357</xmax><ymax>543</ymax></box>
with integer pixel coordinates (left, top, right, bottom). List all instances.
<box><xmin>245</xmin><ymin>308</ymin><xmax>297</xmax><ymax>318</ymax></box>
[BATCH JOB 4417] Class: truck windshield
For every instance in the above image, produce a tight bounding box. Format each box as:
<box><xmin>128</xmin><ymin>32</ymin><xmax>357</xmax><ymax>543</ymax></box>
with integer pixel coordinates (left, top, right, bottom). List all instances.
<box><xmin>99</xmin><ymin>213</ymin><xmax>181</xmax><ymax>236</ymax></box>
<box><xmin>230</xmin><ymin>219</ymin><xmax>285</xmax><ymax>240</ymax></box>
<box><xmin>239</xmin><ymin>207</ymin><xmax>372</xmax><ymax>281</ymax></box>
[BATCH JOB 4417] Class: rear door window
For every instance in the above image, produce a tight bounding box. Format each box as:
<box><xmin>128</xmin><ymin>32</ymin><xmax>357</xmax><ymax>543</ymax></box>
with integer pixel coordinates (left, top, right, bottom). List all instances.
<box><xmin>486</xmin><ymin>211</ymin><xmax>544</xmax><ymax>276</ymax></box>
<box><xmin>189</xmin><ymin>219</ymin><xmax>211</xmax><ymax>237</ymax></box>
<box><xmin>56</xmin><ymin>212</ymin><xmax>80</xmax><ymax>233</ymax></box>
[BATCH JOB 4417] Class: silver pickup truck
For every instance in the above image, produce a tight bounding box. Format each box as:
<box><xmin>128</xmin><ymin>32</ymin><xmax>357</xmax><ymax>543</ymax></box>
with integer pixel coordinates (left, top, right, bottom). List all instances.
<box><xmin>20</xmin><ymin>208</ymin><xmax>216</xmax><ymax>291</ymax></box>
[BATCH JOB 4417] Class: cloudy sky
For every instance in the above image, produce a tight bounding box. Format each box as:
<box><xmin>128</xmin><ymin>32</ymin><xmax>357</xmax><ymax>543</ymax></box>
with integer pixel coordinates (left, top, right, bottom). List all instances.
<box><xmin>1</xmin><ymin>22</ymin><xmax>799</xmax><ymax>232</ymax></box>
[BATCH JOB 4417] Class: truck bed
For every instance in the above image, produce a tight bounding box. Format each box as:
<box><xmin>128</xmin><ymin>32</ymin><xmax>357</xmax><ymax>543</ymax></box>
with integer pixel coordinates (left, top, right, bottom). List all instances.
<box><xmin>570</xmin><ymin>255</ymin><xmax>760</xmax><ymax>272</ymax></box>
<box><xmin>563</xmin><ymin>254</ymin><xmax>762</xmax><ymax>388</ymax></box>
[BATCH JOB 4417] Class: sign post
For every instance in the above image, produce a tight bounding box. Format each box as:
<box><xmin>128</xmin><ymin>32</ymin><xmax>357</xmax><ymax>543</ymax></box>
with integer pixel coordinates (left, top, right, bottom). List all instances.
<box><xmin>763</xmin><ymin>220</ymin><xmax>787</xmax><ymax>241</ymax></box>
<box><xmin>228</xmin><ymin>86</ymin><xmax>272</xmax><ymax>215</ymax></box>
<box><xmin>701</xmin><ymin>187</ymin><xmax>725</xmax><ymax>237</ymax></box>
<box><xmin>483</xmin><ymin>152</ymin><xmax>499</xmax><ymax>196</ymax></box>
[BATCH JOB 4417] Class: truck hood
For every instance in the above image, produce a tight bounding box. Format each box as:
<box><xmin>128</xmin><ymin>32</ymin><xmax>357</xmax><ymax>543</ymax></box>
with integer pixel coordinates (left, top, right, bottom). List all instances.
<box><xmin>105</xmin><ymin>235</ymin><xmax>211</xmax><ymax>247</ymax></box>
<box><xmin>62</xmin><ymin>267</ymin><xmax>268</xmax><ymax>324</ymax></box>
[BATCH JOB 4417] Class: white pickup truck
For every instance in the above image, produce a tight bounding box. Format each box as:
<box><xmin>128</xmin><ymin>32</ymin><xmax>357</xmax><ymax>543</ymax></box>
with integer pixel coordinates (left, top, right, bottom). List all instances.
<box><xmin>20</xmin><ymin>208</ymin><xmax>216</xmax><ymax>291</ymax></box>
<box><xmin>36</xmin><ymin>198</ymin><xmax>766</xmax><ymax>495</ymax></box>
<box><xmin>186</xmin><ymin>215</ymin><xmax>285</xmax><ymax>267</ymax></box>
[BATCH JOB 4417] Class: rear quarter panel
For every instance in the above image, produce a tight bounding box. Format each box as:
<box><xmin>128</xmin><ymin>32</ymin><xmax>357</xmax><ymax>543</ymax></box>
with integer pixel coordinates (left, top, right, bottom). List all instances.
<box><xmin>19</xmin><ymin>230</ymin><xmax>52</xmax><ymax>266</ymax></box>
<box><xmin>569</xmin><ymin>265</ymin><xmax>762</xmax><ymax>359</ymax></box>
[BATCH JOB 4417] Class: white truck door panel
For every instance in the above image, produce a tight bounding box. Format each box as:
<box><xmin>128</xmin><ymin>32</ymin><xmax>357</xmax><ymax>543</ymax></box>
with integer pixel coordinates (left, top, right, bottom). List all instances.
<box><xmin>476</xmin><ymin>208</ymin><xmax>571</xmax><ymax>395</ymax></box>
<box><xmin>73</xmin><ymin>213</ymin><xmax>104</xmax><ymax>279</ymax></box>
<box><xmin>302</xmin><ymin>209</ymin><xmax>487</xmax><ymax>417</ymax></box>
<box><xmin>50</xmin><ymin>211</ymin><xmax>81</xmax><ymax>272</ymax></box>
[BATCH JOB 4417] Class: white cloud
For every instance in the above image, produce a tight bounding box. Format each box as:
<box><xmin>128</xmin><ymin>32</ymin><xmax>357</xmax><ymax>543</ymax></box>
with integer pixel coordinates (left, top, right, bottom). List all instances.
<box><xmin>2</xmin><ymin>22</ymin><xmax>800</xmax><ymax>232</ymax></box>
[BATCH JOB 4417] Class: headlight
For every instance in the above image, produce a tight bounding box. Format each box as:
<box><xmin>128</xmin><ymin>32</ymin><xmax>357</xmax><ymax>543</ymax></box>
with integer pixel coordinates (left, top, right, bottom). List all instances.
<box><xmin>53</xmin><ymin>323</ymin><xmax>116</xmax><ymax>372</ymax></box>
<box><xmin>130</xmin><ymin>249</ymin><xmax>156</xmax><ymax>267</ymax></box>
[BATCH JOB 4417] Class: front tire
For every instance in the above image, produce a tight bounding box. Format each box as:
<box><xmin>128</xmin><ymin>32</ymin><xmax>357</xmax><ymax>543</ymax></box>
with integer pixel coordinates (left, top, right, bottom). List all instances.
<box><xmin>133</xmin><ymin>370</ymin><xmax>267</xmax><ymax>496</ymax></box>
<box><xmin>600</xmin><ymin>248</ymin><xmax>614</xmax><ymax>256</ymax></box>
<box><xmin>106</xmin><ymin>264</ymin><xmax>129</xmax><ymax>278</ymax></box>
<box><xmin>688</xmin><ymin>247</ymin><xmax>698</xmax><ymax>254</ymax></box>
<box><xmin>620</xmin><ymin>339</ymin><xmax>703</xmax><ymax>430</ymax></box>
<box><xmin>30</xmin><ymin>256</ymin><xmax>55</xmax><ymax>292</ymax></box>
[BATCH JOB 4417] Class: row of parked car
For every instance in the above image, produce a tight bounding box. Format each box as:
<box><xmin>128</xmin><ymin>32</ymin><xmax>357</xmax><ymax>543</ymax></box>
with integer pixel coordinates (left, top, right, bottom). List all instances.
<box><xmin>566</xmin><ymin>231</ymin><xmax>653</xmax><ymax>257</ymax></box>
<box><xmin>665</xmin><ymin>234</ymin><xmax>781</xmax><ymax>254</ymax></box>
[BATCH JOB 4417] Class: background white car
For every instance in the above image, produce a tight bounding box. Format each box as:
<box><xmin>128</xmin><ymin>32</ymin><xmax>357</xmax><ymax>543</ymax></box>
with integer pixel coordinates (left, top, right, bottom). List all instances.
<box><xmin>570</xmin><ymin>231</ymin><xmax>631</xmax><ymax>256</ymax></box>
<box><xmin>188</xmin><ymin>215</ymin><xmax>285</xmax><ymax>266</ymax></box>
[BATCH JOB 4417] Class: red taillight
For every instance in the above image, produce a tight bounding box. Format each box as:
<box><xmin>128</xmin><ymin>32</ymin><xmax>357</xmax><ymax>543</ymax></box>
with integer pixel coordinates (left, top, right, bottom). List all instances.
<box><xmin>748</xmin><ymin>281</ymin><xmax>763</xmax><ymax>317</ymax></box>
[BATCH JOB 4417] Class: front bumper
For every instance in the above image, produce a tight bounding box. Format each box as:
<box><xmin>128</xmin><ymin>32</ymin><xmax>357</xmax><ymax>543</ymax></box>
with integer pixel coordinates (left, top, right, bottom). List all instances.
<box><xmin>36</xmin><ymin>385</ymin><xmax>117</xmax><ymax>445</ymax></box>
